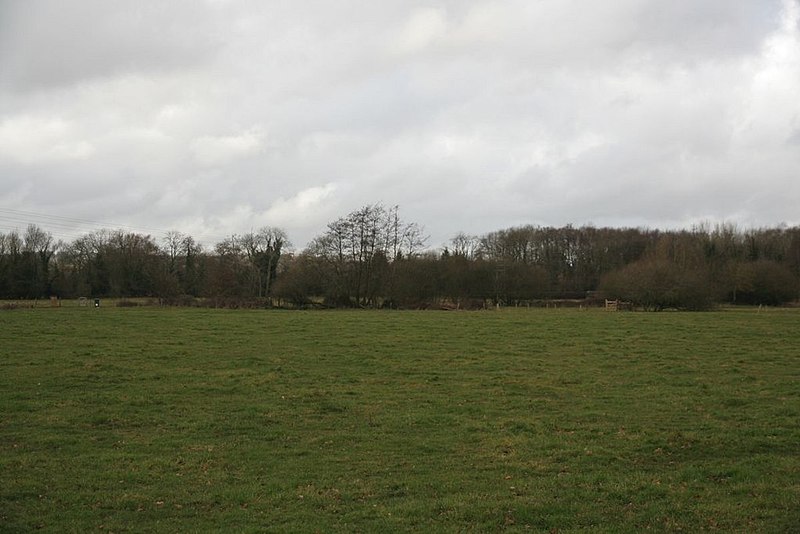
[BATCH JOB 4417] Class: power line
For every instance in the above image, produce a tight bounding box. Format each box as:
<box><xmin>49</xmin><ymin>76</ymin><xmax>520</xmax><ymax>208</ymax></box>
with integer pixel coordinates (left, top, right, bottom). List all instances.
<box><xmin>0</xmin><ymin>207</ymin><xmax>230</xmax><ymax>244</ymax></box>
<box><xmin>0</xmin><ymin>207</ymin><xmax>165</xmax><ymax>233</ymax></box>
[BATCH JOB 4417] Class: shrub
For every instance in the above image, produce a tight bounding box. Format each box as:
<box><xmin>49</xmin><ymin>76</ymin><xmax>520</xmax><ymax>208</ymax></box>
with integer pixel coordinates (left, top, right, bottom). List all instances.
<box><xmin>730</xmin><ymin>260</ymin><xmax>799</xmax><ymax>305</ymax></box>
<box><xmin>600</xmin><ymin>259</ymin><xmax>715</xmax><ymax>311</ymax></box>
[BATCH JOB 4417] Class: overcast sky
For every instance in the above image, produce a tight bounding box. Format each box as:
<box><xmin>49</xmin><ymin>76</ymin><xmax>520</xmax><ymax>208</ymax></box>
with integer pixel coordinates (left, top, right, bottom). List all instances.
<box><xmin>1</xmin><ymin>0</ymin><xmax>799</xmax><ymax>249</ymax></box>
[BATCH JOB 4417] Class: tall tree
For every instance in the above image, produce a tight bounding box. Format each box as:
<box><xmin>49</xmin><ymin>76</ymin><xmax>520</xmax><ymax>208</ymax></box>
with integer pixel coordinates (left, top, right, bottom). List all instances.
<box><xmin>162</xmin><ymin>231</ymin><xmax>204</xmax><ymax>296</ymax></box>
<box><xmin>239</xmin><ymin>227</ymin><xmax>288</xmax><ymax>298</ymax></box>
<box><xmin>308</xmin><ymin>204</ymin><xmax>426</xmax><ymax>306</ymax></box>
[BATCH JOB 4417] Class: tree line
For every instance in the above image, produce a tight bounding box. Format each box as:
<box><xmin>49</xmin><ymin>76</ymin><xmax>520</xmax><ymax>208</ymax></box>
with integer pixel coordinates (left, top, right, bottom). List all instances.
<box><xmin>1</xmin><ymin>204</ymin><xmax>799</xmax><ymax>309</ymax></box>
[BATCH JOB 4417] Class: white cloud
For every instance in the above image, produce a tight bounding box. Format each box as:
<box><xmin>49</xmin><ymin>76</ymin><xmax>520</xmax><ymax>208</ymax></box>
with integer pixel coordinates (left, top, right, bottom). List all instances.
<box><xmin>737</xmin><ymin>0</ymin><xmax>800</xmax><ymax>149</ymax></box>
<box><xmin>265</xmin><ymin>184</ymin><xmax>338</xmax><ymax>227</ymax></box>
<box><xmin>191</xmin><ymin>128</ymin><xmax>265</xmax><ymax>166</ymax></box>
<box><xmin>0</xmin><ymin>115</ymin><xmax>95</xmax><ymax>164</ymax></box>
<box><xmin>391</xmin><ymin>7</ymin><xmax>448</xmax><ymax>55</ymax></box>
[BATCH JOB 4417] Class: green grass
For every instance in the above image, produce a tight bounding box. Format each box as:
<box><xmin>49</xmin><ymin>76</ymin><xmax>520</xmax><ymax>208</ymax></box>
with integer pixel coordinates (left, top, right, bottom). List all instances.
<box><xmin>1</xmin><ymin>307</ymin><xmax>798</xmax><ymax>532</ymax></box>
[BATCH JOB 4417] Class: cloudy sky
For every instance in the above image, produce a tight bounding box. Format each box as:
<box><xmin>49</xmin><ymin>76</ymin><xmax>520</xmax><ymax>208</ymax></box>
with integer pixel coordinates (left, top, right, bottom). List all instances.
<box><xmin>1</xmin><ymin>0</ymin><xmax>799</xmax><ymax>249</ymax></box>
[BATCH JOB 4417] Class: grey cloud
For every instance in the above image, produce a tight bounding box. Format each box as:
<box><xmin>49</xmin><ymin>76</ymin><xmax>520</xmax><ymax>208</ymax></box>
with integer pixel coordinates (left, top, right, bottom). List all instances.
<box><xmin>632</xmin><ymin>1</ymin><xmax>782</xmax><ymax>60</ymax></box>
<box><xmin>1</xmin><ymin>0</ymin><xmax>798</xmax><ymax>249</ymax></box>
<box><xmin>0</xmin><ymin>0</ymin><xmax>220</xmax><ymax>91</ymax></box>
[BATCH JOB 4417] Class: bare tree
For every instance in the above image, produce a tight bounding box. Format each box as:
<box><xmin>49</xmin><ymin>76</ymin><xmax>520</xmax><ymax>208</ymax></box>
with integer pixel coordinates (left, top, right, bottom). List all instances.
<box><xmin>449</xmin><ymin>232</ymin><xmax>480</xmax><ymax>260</ymax></box>
<box><xmin>308</xmin><ymin>203</ymin><xmax>427</xmax><ymax>306</ymax></box>
<box><xmin>217</xmin><ymin>227</ymin><xmax>290</xmax><ymax>298</ymax></box>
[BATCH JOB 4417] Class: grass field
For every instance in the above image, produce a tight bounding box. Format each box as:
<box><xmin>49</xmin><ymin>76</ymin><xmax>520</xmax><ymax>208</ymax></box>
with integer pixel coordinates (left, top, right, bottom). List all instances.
<box><xmin>1</xmin><ymin>307</ymin><xmax>798</xmax><ymax>532</ymax></box>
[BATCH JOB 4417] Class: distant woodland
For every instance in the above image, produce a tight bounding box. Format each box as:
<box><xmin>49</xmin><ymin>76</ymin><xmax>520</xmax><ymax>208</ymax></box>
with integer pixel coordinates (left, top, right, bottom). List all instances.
<box><xmin>2</xmin><ymin>204</ymin><xmax>799</xmax><ymax>310</ymax></box>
